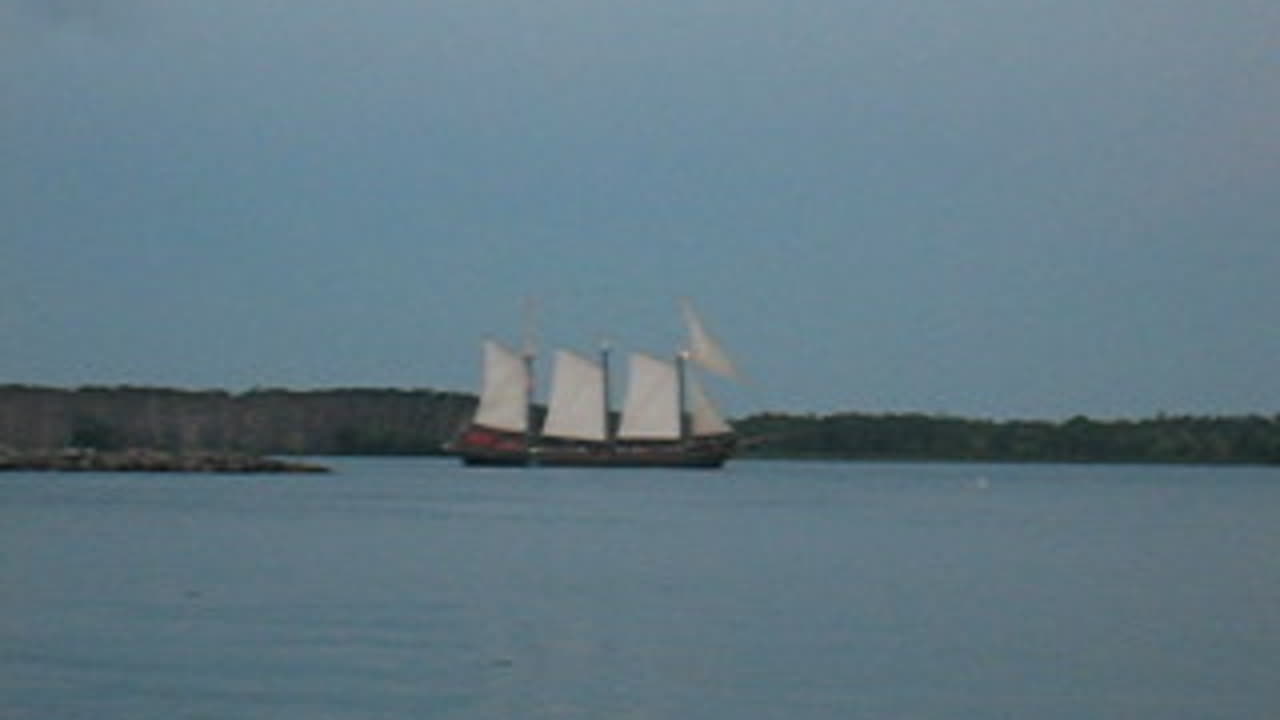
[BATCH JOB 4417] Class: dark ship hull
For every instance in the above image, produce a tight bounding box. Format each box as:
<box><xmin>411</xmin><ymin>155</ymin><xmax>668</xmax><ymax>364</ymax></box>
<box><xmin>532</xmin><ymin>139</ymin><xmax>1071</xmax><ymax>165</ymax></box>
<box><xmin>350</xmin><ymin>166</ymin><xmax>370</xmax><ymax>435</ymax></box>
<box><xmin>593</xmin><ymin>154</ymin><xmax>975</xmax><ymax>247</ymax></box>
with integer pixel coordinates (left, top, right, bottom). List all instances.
<box><xmin>450</xmin><ymin>428</ymin><xmax>734</xmax><ymax>469</ymax></box>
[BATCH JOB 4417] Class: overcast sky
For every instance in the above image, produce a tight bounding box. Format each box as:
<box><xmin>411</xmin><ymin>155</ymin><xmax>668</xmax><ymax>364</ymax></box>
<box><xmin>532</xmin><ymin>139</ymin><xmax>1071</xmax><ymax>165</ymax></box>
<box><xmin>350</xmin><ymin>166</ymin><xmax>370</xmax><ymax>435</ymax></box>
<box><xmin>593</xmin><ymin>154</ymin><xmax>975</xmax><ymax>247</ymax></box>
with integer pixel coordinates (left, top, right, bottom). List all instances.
<box><xmin>2</xmin><ymin>0</ymin><xmax>1277</xmax><ymax>419</ymax></box>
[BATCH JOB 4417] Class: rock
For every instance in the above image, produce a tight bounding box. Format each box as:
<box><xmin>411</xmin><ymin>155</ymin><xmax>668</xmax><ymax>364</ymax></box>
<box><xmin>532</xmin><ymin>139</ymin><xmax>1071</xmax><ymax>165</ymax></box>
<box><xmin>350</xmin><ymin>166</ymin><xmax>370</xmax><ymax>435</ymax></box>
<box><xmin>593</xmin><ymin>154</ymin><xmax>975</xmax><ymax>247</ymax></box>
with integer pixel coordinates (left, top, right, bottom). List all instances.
<box><xmin>0</xmin><ymin>448</ymin><xmax>329</xmax><ymax>473</ymax></box>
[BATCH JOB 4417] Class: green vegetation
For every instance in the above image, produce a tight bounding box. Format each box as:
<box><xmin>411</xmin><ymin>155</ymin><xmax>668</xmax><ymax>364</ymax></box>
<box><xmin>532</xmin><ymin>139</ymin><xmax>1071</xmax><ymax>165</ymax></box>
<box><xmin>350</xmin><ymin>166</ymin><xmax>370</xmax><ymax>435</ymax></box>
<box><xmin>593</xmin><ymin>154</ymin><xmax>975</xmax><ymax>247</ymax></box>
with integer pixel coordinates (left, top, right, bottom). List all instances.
<box><xmin>3</xmin><ymin>384</ymin><xmax>1278</xmax><ymax>464</ymax></box>
<box><xmin>735</xmin><ymin>412</ymin><xmax>1280</xmax><ymax>465</ymax></box>
<box><xmin>0</xmin><ymin>384</ymin><xmax>474</xmax><ymax>456</ymax></box>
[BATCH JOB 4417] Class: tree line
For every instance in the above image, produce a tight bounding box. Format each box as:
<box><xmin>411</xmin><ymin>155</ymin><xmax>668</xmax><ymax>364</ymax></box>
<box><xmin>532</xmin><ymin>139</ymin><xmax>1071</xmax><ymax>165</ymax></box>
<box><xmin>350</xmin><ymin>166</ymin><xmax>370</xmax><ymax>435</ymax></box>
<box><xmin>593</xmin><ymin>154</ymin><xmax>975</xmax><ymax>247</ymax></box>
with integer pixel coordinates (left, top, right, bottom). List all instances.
<box><xmin>0</xmin><ymin>384</ymin><xmax>474</xmax><ymax>455</ymax></box>
<box><xmin>3</xmin><ymin>384</ymin><xmax>1278</xmax><ymax>464</ymax></box>
<box><xmin>734</xmin><ymin>411</ymin><xmax>1280</xmax><ymax>465</ymax></box>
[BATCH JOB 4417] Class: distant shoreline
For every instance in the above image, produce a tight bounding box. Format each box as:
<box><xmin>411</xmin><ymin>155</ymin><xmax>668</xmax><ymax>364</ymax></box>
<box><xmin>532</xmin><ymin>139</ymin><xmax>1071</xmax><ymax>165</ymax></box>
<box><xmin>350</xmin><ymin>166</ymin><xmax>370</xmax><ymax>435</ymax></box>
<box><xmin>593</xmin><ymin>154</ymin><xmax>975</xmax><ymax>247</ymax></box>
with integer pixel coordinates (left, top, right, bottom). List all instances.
<box><xmin>735</xmin><ymin>412</ymin><xmax>1280</xmax><ymax>466</ymax></box>
<box><xmin>1</xmin><ymin>384</ymin><xmax>1277</xmax><ymax>466</ymax></box>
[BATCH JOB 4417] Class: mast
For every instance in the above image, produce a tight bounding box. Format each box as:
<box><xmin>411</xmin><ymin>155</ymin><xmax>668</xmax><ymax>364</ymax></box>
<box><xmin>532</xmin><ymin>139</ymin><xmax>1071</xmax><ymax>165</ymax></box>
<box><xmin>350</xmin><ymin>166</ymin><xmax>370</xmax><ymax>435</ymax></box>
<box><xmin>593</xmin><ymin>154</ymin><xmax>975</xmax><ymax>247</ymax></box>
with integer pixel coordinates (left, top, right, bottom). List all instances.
<box><xmin>601</xmin><ymin>341</ymin><xmax>614</xmax><ymax>448</ymax></box>
<box><xmin>523</xmin><ymin>350</ymin><xmax>535</xmax><ymax>450</ymax></box>
<box><xmin>522</xmin><ymin>297</ymin><xmax>538</xmax><ymax>451</ymax></box>
<box><xmin>676</xmin><ymin>351</ymin><xmax>689</xmax><ymax>441</ymax></box>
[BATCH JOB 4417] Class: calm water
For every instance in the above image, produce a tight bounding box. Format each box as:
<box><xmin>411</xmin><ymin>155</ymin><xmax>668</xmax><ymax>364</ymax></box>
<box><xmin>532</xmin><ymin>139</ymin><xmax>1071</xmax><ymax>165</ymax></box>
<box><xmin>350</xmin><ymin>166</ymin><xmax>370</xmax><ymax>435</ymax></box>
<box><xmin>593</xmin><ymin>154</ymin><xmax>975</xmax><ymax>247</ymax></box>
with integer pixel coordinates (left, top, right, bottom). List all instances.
<box><xmin>3</xmin><ymin>458</ymin><xmax>1279</xmax><ymax>719</ymax></box>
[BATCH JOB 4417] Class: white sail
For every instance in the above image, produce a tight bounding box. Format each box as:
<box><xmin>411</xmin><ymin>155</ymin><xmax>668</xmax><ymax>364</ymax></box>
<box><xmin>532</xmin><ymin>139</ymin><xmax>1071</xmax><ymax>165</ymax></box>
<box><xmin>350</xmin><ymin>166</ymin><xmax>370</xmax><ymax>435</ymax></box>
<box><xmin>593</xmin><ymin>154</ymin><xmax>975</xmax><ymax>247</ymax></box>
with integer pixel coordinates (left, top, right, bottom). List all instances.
<box><xmin>687</xmin><ymin>373</ymin><xmax>732</xmax><ymax>436</ymax></box>
<box><xmin>681</xmin><ymin>300</ymin><xmax>738</xmax><ymax>380</ymax></box>
<box><xmin>617</xmin><ymin>353</ymin><xmax>680</xmax><ymax>440</ymax></box>
<box><xmin>542</xmin><ymin>349</ymin><xmax>607</xmax><ymax>441</ymax></box>
<box><xmin>472</xmin><ymin>340</ymin><xmax>528</xmax><ymax>433</ymax></box>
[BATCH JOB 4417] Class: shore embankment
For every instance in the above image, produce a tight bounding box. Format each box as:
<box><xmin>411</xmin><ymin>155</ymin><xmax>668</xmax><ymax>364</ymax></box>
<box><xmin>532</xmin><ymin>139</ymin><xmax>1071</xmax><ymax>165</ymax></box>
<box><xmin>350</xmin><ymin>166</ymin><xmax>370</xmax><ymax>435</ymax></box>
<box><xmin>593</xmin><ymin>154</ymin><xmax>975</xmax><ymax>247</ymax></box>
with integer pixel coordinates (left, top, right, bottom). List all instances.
<box><xmin>0</xmin><ymin>447</ymin><xmax>329</xmax><ymax>473</ymax></box>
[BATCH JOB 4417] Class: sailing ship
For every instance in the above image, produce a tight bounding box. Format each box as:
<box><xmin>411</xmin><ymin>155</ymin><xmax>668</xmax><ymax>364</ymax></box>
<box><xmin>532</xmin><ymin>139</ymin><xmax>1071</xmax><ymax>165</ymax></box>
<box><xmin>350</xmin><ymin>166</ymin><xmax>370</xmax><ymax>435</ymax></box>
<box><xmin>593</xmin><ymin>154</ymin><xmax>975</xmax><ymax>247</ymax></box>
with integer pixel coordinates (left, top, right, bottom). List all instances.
<box><xmin>449</xmin><ymin>302</ymin><xmax>739</xmax><ymax>468</ymax></box>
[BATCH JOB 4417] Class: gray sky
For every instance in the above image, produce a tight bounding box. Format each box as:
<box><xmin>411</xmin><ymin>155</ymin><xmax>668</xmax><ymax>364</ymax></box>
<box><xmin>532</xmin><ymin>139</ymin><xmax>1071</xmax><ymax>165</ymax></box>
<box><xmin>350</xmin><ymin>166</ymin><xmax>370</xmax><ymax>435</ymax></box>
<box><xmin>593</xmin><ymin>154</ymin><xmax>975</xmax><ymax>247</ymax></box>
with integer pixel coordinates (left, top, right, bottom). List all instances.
<box><xmin>3</xmin><ymin>0</ymin><xmax>1277</xmax><ymax>419</ymax></box>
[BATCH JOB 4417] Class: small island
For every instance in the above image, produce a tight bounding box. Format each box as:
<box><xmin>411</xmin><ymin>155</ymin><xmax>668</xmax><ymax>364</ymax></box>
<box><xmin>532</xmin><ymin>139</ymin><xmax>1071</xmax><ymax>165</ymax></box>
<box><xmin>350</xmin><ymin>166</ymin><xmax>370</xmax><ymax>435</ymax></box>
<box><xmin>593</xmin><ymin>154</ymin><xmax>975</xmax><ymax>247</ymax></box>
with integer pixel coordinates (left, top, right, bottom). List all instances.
<box><xmin>0</xmin><ymin>447</ymin><xmax>329</xmax><ymax>473</ymax></box>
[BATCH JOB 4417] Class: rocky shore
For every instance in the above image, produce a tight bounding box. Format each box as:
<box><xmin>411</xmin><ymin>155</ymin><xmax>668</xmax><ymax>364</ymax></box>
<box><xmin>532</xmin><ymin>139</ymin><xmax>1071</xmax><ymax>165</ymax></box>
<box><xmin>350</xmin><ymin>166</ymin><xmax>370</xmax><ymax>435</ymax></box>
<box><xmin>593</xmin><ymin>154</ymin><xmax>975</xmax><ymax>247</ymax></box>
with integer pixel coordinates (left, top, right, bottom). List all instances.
<box><xmin>0</xmin><ymin>447</ymin><xmax>329</xmax><ymax>473</ymax></box>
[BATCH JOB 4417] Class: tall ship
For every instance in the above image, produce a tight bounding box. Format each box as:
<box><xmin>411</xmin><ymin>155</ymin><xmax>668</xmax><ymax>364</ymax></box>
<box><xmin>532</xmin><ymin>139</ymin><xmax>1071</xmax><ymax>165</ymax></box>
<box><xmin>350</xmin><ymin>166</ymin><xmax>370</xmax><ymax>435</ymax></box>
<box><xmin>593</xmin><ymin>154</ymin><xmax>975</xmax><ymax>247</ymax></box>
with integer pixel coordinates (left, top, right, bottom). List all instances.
<box><xmin>449</xmin><ymin>301</ymin><xmax>739</xmax><ymax>468</ymax></box>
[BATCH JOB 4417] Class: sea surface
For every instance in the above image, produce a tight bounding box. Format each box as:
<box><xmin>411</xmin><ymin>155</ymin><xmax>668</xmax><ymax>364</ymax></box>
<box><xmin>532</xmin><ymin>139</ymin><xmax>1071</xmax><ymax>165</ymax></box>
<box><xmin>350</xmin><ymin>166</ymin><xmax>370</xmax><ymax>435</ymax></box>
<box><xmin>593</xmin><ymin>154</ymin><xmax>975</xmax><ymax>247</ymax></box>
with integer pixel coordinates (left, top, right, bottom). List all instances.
<box><xmin>3</xmin><ymin>458</ymin><xmax>1279</xmax><ymax>719</ymax></box>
